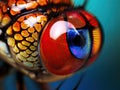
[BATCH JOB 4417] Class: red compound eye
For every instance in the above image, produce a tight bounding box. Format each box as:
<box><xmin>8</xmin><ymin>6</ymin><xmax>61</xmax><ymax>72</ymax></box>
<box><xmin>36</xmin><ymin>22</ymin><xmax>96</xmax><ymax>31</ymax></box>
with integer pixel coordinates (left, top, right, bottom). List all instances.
<box><xmin>39</xmin><ymin>10</ymin><xmax>103</xmax><ymax>75</ymax></box>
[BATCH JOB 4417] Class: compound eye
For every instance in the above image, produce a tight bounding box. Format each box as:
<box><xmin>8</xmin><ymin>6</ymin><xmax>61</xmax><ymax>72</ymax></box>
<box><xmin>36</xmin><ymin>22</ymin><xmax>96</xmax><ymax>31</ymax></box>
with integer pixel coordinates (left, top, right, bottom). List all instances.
<box><xmin>40</xmin><ymin>11</ymin><xmax>102</xmax><ymax>75</ymax></box>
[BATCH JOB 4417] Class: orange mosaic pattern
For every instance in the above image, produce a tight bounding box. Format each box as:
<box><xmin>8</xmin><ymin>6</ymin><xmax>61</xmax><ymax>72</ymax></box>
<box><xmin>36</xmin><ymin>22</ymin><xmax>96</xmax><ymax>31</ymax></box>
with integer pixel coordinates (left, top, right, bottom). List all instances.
<box><xmin>0</xmin><ymin>2</ymin><xmax>11</xmax><ymax>27</ymax></box>
<box><xmin>0</xmin><ymin>0</ymin><xmax>103</xmax><ymax>82</ymax></box>
<box><xmin>8</xmin><ymin>0</ymin><xmax>72</xmax><ymax>16</ymax></box>
<box><xmin>7</xmin><ymin>13</ymin><xmax>47</xmax><ymax>69</ymax></box>
<box><xmin>0</xmin><ymin>0</ymin><xmax>72</xmax><ymax>70</ymax></box>
<box><xmin>0</xmin><ymin>0</ymin><xmax>72</xmax><ymax>27</ymax></box>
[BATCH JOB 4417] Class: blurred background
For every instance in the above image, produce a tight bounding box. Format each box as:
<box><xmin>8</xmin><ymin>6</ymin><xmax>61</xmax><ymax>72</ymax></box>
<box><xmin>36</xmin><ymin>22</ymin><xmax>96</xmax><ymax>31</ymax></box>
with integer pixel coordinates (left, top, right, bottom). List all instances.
<box><xmin>0</xmin><ymin>0</ymin><xmax>120</xmax><ymax>90</ymax></box>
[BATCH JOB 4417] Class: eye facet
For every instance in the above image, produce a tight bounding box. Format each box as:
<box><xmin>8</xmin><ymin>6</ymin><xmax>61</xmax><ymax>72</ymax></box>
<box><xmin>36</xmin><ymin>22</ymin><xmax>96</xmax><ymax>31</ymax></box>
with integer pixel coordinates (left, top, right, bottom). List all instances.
<box><xmin>0</xmin><ymin>0</ymin><xmax>103</xmax><ymax>82</ymax></box>
<box><xmin>6</xmin><ymin>12</ymin><xmax>48</xmax><ymax>70</ymax></box>
<box><xmin>39</xmin><ymin>10</ymin><xmax>103</xmax><ymax>75</ymax></box>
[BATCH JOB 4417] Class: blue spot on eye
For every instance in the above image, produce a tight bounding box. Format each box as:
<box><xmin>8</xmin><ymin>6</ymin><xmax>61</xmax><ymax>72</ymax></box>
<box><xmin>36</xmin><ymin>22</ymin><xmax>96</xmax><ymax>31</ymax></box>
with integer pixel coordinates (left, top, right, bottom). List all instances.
<box><xmin>67</xmin><ymin>28</ymin><xmax>91</xmax><ymax>59</ymax></box>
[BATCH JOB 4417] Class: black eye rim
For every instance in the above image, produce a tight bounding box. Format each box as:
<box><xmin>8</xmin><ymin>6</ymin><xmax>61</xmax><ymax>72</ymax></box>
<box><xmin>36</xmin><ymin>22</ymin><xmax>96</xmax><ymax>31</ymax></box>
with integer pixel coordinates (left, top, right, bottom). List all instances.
<box><xmin>60</xmin><ymin>9</ymin><xmax>103</xmax><ymax>68</ymax></box>
<box><xmin>38</xmin><ymin>7</ymin><xmax>104</xmax><ymax>60</ymax></box>
<box><xmin>0</xmin><ymin>0</ymin><xmax>104</xmax><ymax>83</ymax></box>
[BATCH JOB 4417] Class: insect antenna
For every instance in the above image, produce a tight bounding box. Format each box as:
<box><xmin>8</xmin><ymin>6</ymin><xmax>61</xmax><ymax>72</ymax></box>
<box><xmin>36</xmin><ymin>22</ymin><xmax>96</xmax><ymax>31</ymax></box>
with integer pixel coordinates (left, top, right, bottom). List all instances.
<box><xmin>81</xmin><ymin>0</ymin><xmax>88</xmax><ymax>9</ymax></box>
<box><xmin>73</xmin><ymin>71</ymin><xmax>86</xmax><ymax>90</ymax></box>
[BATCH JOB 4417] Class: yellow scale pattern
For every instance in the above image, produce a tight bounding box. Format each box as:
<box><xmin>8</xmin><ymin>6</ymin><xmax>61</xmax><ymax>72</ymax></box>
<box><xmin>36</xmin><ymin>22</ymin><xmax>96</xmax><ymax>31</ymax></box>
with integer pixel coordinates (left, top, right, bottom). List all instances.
<box><xmin>7</xmin><ymin>12</ymin><xmax>47</xmax><ymax>70</ymax></box>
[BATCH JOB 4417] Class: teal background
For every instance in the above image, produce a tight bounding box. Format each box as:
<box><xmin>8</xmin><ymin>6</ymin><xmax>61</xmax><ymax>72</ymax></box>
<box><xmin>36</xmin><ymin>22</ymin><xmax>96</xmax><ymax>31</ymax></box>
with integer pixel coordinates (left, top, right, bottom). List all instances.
<box><xmin>1</xmin><ymin>0</ymin><xmax>120</xmax><ymax>90</ymax></box>
<box><xmin>50</xmin><ymin>0</ymin><xmax>120</xmax><ymax>90</ymax></box>
<box><xmin>69</xmin><ymin>0</ymin><xmax>120</xmax><ymax>90</ymax></box>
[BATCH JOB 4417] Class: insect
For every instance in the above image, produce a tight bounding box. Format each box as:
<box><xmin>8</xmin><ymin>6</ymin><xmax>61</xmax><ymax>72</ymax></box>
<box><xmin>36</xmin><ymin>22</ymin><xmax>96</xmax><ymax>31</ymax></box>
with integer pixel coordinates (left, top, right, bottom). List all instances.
<box><xmin>0</xmin><ymin>0</ymin><xmax>103</xmax><ymax>88</ymax></box>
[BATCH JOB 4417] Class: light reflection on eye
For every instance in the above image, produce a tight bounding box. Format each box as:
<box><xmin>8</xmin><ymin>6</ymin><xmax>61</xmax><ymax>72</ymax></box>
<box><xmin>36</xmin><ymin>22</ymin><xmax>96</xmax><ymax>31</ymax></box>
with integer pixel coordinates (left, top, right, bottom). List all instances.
<box><xmin>50</xmin><ymin>21</ymin><xmax>75</xmax><ymax>40</ymax></box>
<box><xmin>39</xmin><ymin>10</ymin><xmax>103</xmax><ymax>75</ymax></box>
<box><xmin>0</xmin><ymin>0</ymin><xmax>103</xmax><ymax>82</ymax></box>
